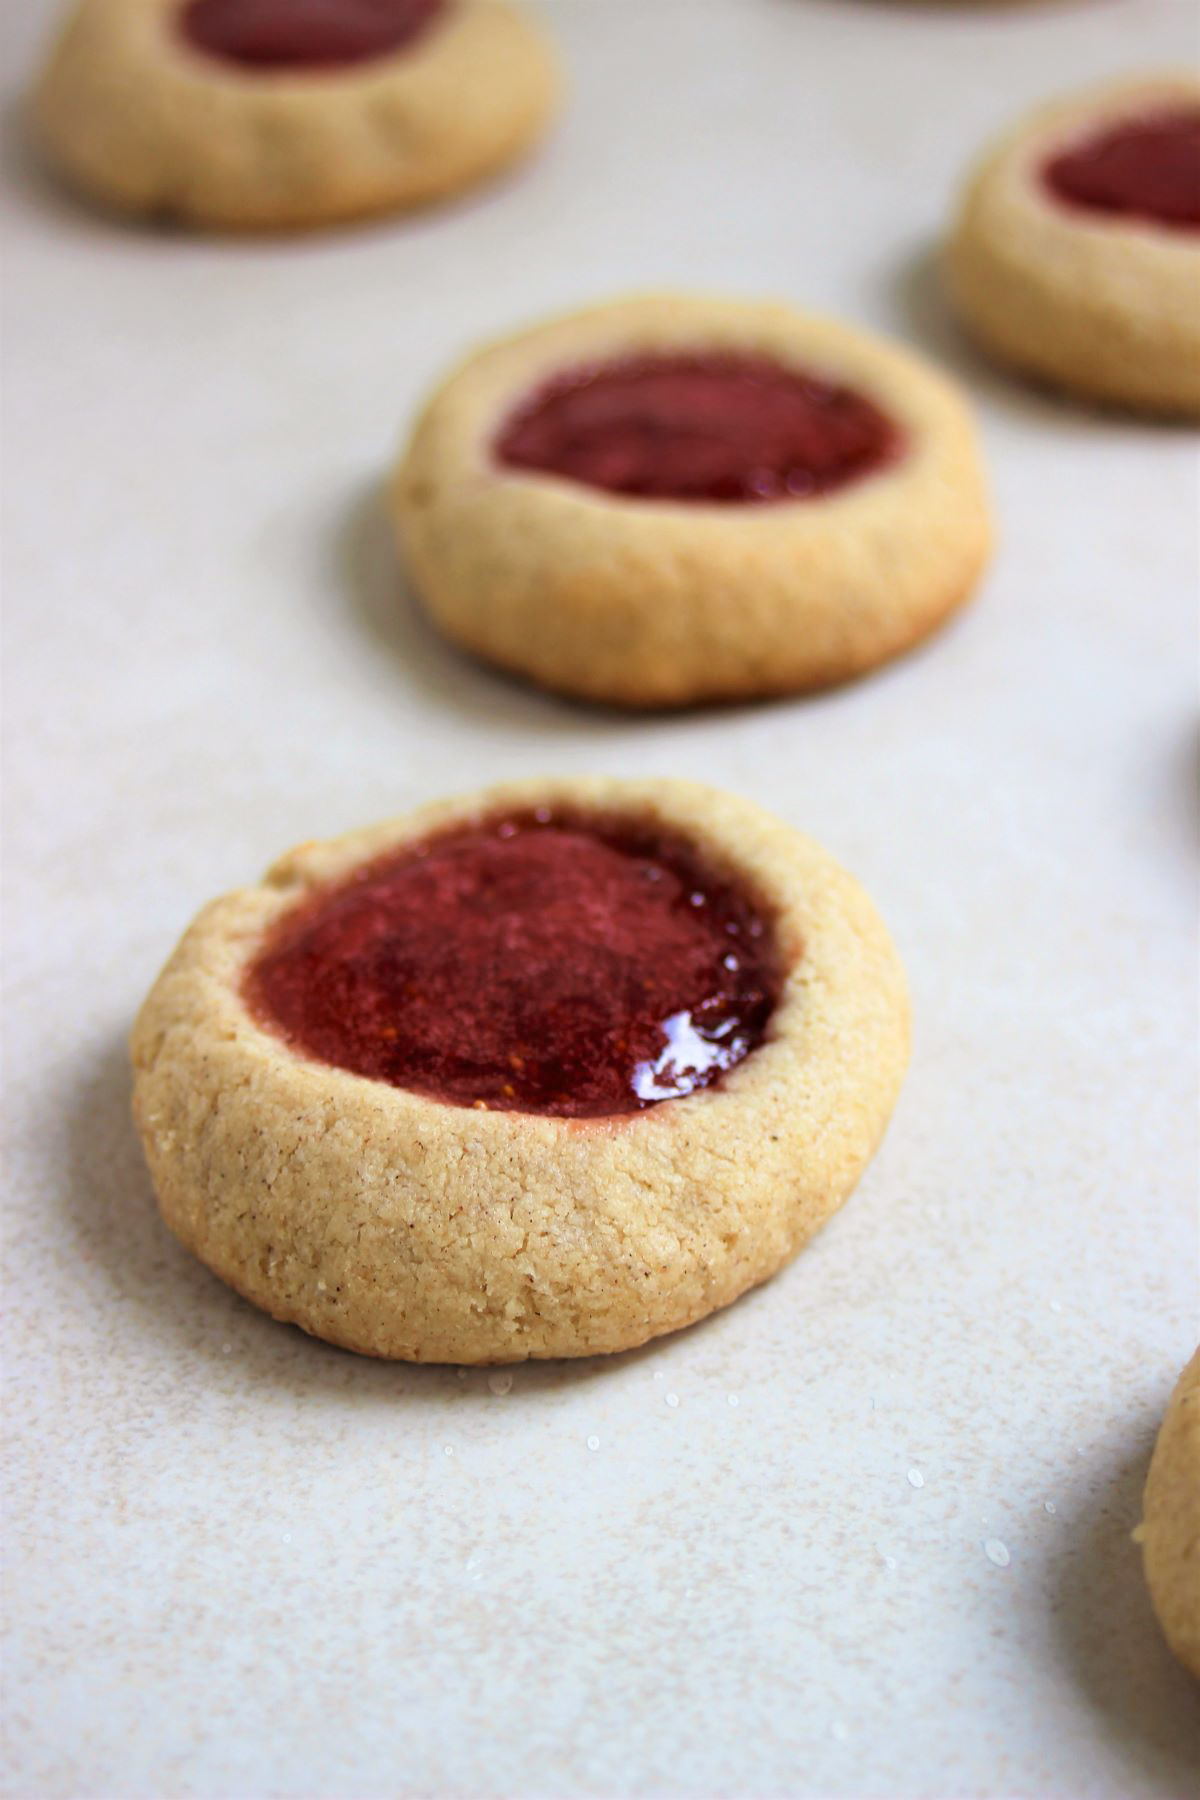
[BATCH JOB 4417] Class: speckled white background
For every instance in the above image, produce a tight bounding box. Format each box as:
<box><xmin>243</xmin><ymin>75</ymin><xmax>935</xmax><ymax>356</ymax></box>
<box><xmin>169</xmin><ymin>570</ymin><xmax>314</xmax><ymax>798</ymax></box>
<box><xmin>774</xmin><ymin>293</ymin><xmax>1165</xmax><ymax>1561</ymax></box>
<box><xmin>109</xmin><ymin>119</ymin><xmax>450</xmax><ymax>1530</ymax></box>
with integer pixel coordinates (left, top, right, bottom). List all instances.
<box><xmin>3</xmin><ymin>1</ymin><xmax>1199</xmax><ymax>1795</ymax></box>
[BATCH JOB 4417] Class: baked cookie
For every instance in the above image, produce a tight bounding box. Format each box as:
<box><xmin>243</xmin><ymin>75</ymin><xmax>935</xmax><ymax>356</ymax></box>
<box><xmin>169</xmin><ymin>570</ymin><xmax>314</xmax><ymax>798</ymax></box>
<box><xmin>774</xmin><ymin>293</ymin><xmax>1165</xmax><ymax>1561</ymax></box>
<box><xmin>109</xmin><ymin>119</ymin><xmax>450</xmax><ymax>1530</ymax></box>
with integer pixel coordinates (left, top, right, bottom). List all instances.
<box><xmin>391</xmin><ymin>293</ymin><xmax>992</xmax><ymax>708</ymax></box>
<box><xmin>946</xmin><ymin>74</ymin><xmax>1200</xmax><ymax>415</ymax></box>
<box><xmin>131</xmin><ymin>778</ymin><xmax>910</xmax><ymax>1363</ymax></box>
<box><xmin>33</xmin><ymin>0</ymin><xmax>559</xmax><ymax>230</ymax></box>
<box><xmin>1141</xmin><ymin>1348</ymin><xmax>1200</xmax><ymax>1679</ymax></box>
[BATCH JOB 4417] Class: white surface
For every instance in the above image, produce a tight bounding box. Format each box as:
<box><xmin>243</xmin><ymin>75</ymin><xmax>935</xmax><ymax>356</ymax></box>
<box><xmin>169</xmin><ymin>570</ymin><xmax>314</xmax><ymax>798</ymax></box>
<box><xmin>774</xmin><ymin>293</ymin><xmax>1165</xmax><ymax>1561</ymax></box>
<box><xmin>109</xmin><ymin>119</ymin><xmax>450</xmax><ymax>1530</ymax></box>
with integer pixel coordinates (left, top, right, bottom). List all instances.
<box><xmin>3</xmin><ymin>2</ymin><xmax>1199</xmax><ymax>1796</ymax></box>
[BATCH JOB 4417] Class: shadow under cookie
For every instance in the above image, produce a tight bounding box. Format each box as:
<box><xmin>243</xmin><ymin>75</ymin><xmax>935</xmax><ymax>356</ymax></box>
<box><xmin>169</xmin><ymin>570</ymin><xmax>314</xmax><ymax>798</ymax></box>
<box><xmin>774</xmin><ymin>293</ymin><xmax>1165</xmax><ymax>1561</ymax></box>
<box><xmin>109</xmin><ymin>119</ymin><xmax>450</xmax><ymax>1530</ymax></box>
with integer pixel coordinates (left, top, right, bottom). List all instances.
<box><xmin>1042</xmin><ymin>1432</ymin><xmax>1200</xmax><ymax>1782</ymax></box>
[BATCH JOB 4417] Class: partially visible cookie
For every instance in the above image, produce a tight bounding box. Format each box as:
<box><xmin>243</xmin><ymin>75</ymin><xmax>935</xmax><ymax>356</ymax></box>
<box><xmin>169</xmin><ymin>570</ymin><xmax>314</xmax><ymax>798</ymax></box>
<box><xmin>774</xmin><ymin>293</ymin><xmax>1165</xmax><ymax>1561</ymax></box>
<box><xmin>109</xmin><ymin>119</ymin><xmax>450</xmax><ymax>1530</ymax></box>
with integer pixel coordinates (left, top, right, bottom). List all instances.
<box><xmin>33</xmin><ymin>0</ymin><xmax>559</xmax><ymax>230</ymax></box>
<box><xmin>946</xmin><ymin>74</ymin><xmax>1200</xmax><ymax>415</ymax></box>
<box><xmin>391</xmin><ymin>293</ymin><xmax>992</xmax><ymax>708</ymax></box>
<box><xmin>1142</xmin><ymin>1348</ymin><xmax>1200</xmax><ymax>1679</ymax></box>
<box><xmin>130</xmin><ymin>777</ymin><xmax>910</xmax><ymax>1363</ymax></box>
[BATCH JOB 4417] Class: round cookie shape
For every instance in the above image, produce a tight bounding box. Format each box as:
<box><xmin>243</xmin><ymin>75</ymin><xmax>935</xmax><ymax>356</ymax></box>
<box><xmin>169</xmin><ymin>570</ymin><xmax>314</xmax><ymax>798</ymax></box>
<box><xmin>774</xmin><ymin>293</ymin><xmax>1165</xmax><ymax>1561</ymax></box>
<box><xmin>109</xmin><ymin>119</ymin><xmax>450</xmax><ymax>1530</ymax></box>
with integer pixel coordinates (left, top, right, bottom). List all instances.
<box><xmin>391</xmin><ymin>294</ymin><xmax>991</xmax><ymax>708</ymax></box>
<box><xmin>131</xmin><ymin>778</ymin><xmax>911</xmax><ymax>1363</ymax></box>
<box><xmin>33</xmin><ymin>0</ymin><xmax>560</xmax><ymax>230</ymax></box>
<box><xmin>1142</xmin><ymin>1348</ymin><xmax>1200</xmax><ymax>1680</ymax></box>
<box><xmin>946</xmin><ymin>74</ymin><xmax>1200</xmax><ymax>415</ymax></box>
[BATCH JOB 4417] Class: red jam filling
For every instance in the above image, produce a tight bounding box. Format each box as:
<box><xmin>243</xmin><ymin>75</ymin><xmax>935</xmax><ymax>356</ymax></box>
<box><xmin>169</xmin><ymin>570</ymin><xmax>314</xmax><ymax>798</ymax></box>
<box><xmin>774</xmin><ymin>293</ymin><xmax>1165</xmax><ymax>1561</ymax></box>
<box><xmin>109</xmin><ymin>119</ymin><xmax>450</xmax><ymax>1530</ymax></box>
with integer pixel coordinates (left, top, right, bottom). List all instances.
<box><xmin>1042</xmin><ymin>107</ymin><xmax>1200</xmax><ymax>230</ymax></box>
<box><xmin>494</xmin><ymin>352</ymin><xmax>904</xmax><ymax>504</ymax></box>
<box><xmin>245</xmin><ymin>811</ymin><xmax>781</xmax><ymax>1118</ymax></box>
<box><xmin>179</xmin><ymin>0</ymin><xmax>444</xmax><ymax>70</ymax></box>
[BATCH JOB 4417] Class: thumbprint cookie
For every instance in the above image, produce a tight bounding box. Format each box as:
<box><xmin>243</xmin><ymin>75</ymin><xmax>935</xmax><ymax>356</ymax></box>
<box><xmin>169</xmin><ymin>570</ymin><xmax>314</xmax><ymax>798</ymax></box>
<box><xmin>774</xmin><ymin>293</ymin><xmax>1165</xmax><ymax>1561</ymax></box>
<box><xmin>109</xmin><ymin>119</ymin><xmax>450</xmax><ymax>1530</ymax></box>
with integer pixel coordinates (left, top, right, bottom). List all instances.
<box><xmin>391</xmin><ymin>293</ymin><xmax>992</xmax><ymax>708</ymax></box>
<box><xmin>131</xmin><ymin>779</ymin><xmax>910</xmax><ymax>1362</ymax></box>
<box><xmin>1141</xmin><ymin>1348</ymin><xmax>1200</xmax><ymax>1679</ymax></box>
<box><xmin>33</xmin><ymin>0</ymin><xmax>559</xmax><ymax>230</ymax></box>
<box><xmin>946</xmin><ymin>74</ymin><xmax>1200</xmax><ymax>414</ymax></box>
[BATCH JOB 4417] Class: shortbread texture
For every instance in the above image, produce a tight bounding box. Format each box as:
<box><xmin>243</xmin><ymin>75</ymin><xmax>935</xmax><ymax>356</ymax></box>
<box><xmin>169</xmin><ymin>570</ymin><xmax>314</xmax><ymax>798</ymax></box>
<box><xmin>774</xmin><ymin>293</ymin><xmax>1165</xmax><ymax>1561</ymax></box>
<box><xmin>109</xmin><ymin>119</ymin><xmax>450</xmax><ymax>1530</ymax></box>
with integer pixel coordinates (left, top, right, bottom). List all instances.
<box><xmin>130</xmin><ymin>779</ymin><xmax>911</xmax><ymax>1363</ymax></box>
<box><xmin>33</xmin><ymin>0</ymin><xmax>559</xmax><ymax>230</ymax></box>
<box><xmin>391</xmin><ymin>294</ymin><xmax>992</xmax><ymax>707</ymax></box>
<box><xmin>946</xmin><ymin>74</ymin><xmax>1200</xmax><ymax>415</ymax></box>
<box><xmin>1143</xmin><ymin>1348</ymin><xmax>1200</xmax><ymax>1679</ymax></box>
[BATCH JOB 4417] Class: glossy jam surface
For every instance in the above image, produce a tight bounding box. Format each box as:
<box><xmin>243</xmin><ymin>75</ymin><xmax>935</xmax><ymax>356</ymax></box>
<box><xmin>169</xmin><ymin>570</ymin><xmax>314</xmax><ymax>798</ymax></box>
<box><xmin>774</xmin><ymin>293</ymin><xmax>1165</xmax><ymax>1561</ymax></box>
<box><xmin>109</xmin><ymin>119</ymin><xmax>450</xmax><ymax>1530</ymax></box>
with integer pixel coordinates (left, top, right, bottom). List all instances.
<box><xmin>1042</xmin><ymin>107</ymin><xmax>1200</xmax><ymax>230</ymax></box>
<box><xmin>246</xmin><ymin>811</ymin><xmax>781</xmax><ymax>1117</ymax></box>
<box><xmin>179</xmin><ymin>0</ymin><xmax>444</xmax><ymax>70</ymax></box>
<box><xmin>494</xmin><ymin>352</ymin><xmax>903</xmax><ymax>503</ymax></box>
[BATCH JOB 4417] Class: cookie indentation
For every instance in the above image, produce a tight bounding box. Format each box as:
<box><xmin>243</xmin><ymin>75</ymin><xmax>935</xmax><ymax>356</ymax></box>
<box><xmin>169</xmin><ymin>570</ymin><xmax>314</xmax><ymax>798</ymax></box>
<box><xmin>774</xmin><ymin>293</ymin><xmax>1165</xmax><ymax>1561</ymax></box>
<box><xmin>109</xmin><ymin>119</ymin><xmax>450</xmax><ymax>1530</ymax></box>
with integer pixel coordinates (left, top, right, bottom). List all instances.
<box><xmin>495</xmin><ymin>353</ymin><xmax>904</xmax><ymax>504</ymax></box>
<box><xmin>1043</xmin><ymin>107</ymin><xmax>1200</xmax><ymax>230</ymax></box>
<box><xmin>245</xmin><ymin>811</ymin><xmax>782</xmax><ymax>1116</ymax></box>
<box><xmin>179</xmin><ymin>0</ymin><xmax>445</xmax><ymax>70</ymax></box>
